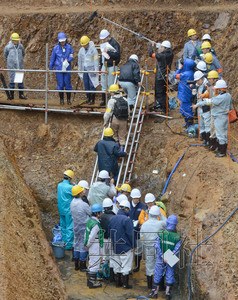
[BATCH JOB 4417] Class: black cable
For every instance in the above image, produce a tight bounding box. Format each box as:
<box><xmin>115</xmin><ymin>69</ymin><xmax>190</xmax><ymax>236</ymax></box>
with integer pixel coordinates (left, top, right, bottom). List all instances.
<box><xmin>187</xmin><ymin>206</ymin><xmax>238</xmax><ymax>300</ymax></box>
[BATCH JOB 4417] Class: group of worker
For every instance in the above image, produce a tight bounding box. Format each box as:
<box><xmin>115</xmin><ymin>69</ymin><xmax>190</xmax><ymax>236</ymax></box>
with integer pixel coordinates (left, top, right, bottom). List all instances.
<box><xmin>175</xmin><ymin>28</ymin><xmax>232</xmax><ymax>157</ymax></box>
<box><xmin>57</xmin><ymin>169</ymin><xmax>181</xmax><ymax>299</ymax></box>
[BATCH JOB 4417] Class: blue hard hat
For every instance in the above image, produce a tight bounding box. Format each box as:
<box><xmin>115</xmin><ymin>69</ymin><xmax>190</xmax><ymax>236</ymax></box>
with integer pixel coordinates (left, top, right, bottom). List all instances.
<box><xmin>167</xmin><ymin>215</ymin><xmax>178</xmax><ymax>225</ymax></box>
<box><xmin>91</xmin><ymin>203</ymin><xmax>103</xmax><ymax>213</ymax></box>
<box><xmin>58</xmin><ymin>32</ymin><xmax>67</xmax><ymax>42</ymax></box>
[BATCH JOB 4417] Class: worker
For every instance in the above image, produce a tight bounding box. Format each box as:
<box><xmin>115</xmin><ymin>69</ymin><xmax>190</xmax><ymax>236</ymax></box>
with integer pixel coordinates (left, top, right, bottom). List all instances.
<box><xmin>113</xmin><ymin>193</ymin><xmax>128</xmax><ymax>215</ymax></box>
<box><xmin>140</xmin><ymin>205</ymin><xmax>166</xmax><ymax>289</ymax></box>
<box><xmin>49</xmin><ymin>32</ymin><xmax>74</xmax><ymax>105</ymax></box>
<box><xmin>4</xmin><ymin>32</ymin><xmax>27</xmax><ymax>100</ymax></box>
<box><xmin>203</xmin><ymin>53</ymin><xmax>222</xmax><ymax>78</ymax></box>
<box><xmin>156</xmin><ymin>201</ymin><xmax>167</xmax><ymax>217</ymax></box>
<box><xmin>99</xmin><ymin>29</ymin><xmax>121</xmax><ymax>106</ymax></box>
<box><xmin>94</xmin><ymin>127</ymin><xmax>126</xmax><ymax>180</ymax></box>
<box><xmin>183</xmin><ymin>28</ymin><xmax>201</xmax><ymax>60</ymax></box>
<box><xmin>129</xmin><ymin>188</ymin><xmax>146</xmax><ymax>272</ymax></box>
<box><xmin>100</xmin><ymin>198</ymin><xmax>116</xmax><ymax>282</ymax></box>
<box><xmin>118</xmin><ymin>183</ymin><xmax>132</xmax><ymax>197</ymax></box>
<box><xmin>200</xmin><ymin>42</ymin><xmax>222</xmax><ymax>76</ymax></box>
<box><xmin>193</xmin><ymin>70</ymin><xmax>210</xmax><ymax>146</ymax></box>
<box><xmin>109</xmin><ymin>199</ymin><xmax>134</xmax><ymax>289</ymax></box>
<box><xmin>193</xmin><ymin>79</ymin><xmax>232</xmax><ymax>157</ymax></box>
<box><xmin>70</xmin><ymin>185</ymin><xmax>91</xmax><ymax>271</ymax></box>
<box><xmin>149</xmin><ymin>215</ymin><xmax>181</xmax><ymax>299</ymax></box>
<box><xmin>57</xmin><ymin>169</ymin><xmax>75</xmax><ymax>250</ymax></box>
<box><xmin>198</xmin><ymin>70</ymin><xmax>219</xmax><ymax>151</ymax></box>
<box><xmin>78</xmin><ymin>179</ymin><xmax>90</xmax><ymax>204</ymax></box>
<box><xmin>118</xmin><ymin>54</ymin><xmax>141</xmax><ymax>111</ymax></box>
<box><xmin>175</xmin><ymin>58</ymin><xmax>196</xmax><ymax>128</ymax></box>
<box><xmin>103</xmin><ymin>84</ymin><xmax>129</xmax><ymax>151</ymax></box>
<box><xmin>78</xmin><ymin>35</ymin><xmax>99</xmax><ymax>105</ymax></box>
<box><xmin>149</xmin><ymin>41</ymin><xmax>173</xmax><ymax>113</ymax></box>
<box><xmin>84</xmin><ymin>203</ymin><xmax>104</xmax><ymax>289</ymax></box>
<box><xmin>138</xmin><ymin>193</ymin><xmax>167</xmax><ymax>226</ymax></box>
<box><xmin>88</xmin><ymin>170</ymin><xmax>117</xmax><ymax>205</ymax></box>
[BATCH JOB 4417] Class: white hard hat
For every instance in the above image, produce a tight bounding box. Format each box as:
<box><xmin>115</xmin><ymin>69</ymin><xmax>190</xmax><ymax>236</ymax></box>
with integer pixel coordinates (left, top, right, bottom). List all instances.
<box><xmin>214</xmin><ymin>79</ymin><xmax>227</xmax><ymax>89</ymax></box>
<box><xmin>130</xmin><ymin>188</ymin><xmax>141</xmax><ymax>199</ymax></box>
<box><xmin>196</xmin><ymin>61</ymin><xmax>207</xmax><ymax>72</ymax></box>
<box><xmin>129</xmin><ymin>54</ymin><xmax>139</xmax><ymax>61</ymax></box>
<box><xmin>145</xmin><ymin>193</ymin><xmax>156</xmax><ymax>203</ymax></box>
<box><xmin>202</xmin><ymin>34</ymin><xmax>211</xmax><ymax>41</ymax></box>
<box><xmin>78</xmin><ymin>180</ymin><xmax>89</xmax><ymax>190</ymax></box>
<box><xmin>161</xmin><ymin>40</ymin><xmax>171</xmax><ymax>48</ymax></box>
<box><xmin>116</xmin><ymin>194</ymin><xmax>128</xmax><ymax>204</ymax></box>
<box><xmin>99</xmin><ymin>29</ymin><xmax>110</xmax><ymax>40</ymax></box>
<box><xmin>149</xmin><ymin>205</ymin><xmax>161</xmax><ymax>216</ymax></box>
<box><xmin>120</xmin><ymin>199</ymin><xmax>131</xmax><ymax>209</ymax></box>
<box><xmin>194</xmin><ymin>70</ymin><xmax>204</xmax><ymax>81</ymax></box>
<box><xmin>98</xmin><ymin>170</ymin><xmax>110</xmax><ymax>179</ymax></box>
<box><xmin>103</xmin><ymin>197</ymin><xmax>113</xmax><ymax>208</ymax></box>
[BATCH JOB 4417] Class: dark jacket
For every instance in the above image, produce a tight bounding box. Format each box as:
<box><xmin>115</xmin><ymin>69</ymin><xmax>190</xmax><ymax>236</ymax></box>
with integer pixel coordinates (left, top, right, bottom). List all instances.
<box><xmin>101</xmin><ymin>37</ymin><xmax>121</xmax><ymax>68</ymax></box>
<box><xmin>148</xmin><ymin>44</ymin><xmax>166</xmax><ymax>80</ymax></box>
<box><xmin>109</xmin><ymin>209</ymin><xmax>134</xmax><ymax>254</ymax></box>
<box><xmin>94</xmin><ymin>137</ymin><xmax>126</xmax><ymax>176</ymax></box>
<box><xmin>118</xmin><ymin>59</ymin><xmax>141</xmax><ymax>85</ymax></box>
<box><xmin>100</xmin><ymin>210</ymin><xmax>115</xmax><ymax>239</ymax></box>
<box><xmin>129</xmin><ymin>201</ymin><xmax>147</xmax><ymax>221</ymax></box>
<box><xmin>164</xmin><ymin>48</ymin><xmax>174</xmax><ymax>70</ymax></box>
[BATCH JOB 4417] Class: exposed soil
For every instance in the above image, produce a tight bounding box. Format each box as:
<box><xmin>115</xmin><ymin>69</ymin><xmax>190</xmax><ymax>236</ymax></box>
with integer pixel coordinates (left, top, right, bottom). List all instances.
<box><xmin>0</xmin><ymin>1</ymin><xmax>237</xmax><ymax>300</ymax></box>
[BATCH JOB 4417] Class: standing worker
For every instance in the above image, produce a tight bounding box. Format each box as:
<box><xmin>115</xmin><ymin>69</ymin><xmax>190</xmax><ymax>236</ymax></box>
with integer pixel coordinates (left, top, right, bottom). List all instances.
<box><xmin>57</xmin><ymin>169</ymin><xmax>75</xmax><ymax>250</ymax></box>
<box><xmin>103</xmin><ymin>84</ymin><xmax>129</xmax><ymax>152</ymax></box>
<box><xmin>4</xmin><ymin>32</ymin><xmax>27</xmax><ymax>100</ymax></box>
<box><xmin>78</xmin><ymin>36</ymin><xmax>99</xmax><ymax>105</ymax></box>
<box><xmin>99</xmin><ymin>29</ymin><xmax>121</xmax><ymax>106</ymax></box>
<box><xmin>94</xmin><ymin>127</ymin><xmax>126</xmax><ymax>180</ymax></box>
<box><xmin>70</xmin><ymin>185</ymin><xmax>91</xmax><ymax>271</ymax></box>
<box><xmin>149</xmin><ymin>41</ymin><xmax>173</xmax><ymax>113</ymax></box>
<box><xmin>118</xmin><ymin>54</ymin><xmax>141</xmax><ymax>111</ymax></box>
<box><xmin>183</xmin><ymin>29</ymin><xmax>201</xmax><ymax>60</ymax></box>
<box><xmin>49</xmin><ymin>32</ymin><xmax>74</xmax><ymax>105</ymax></box>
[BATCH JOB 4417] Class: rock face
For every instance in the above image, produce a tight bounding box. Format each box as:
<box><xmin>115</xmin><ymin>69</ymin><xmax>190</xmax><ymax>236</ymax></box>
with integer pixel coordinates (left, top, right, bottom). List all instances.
<box><xmin>0</xmin><ymin>140</ymin><xmax>66</xmax><ymax>300</ymax></box>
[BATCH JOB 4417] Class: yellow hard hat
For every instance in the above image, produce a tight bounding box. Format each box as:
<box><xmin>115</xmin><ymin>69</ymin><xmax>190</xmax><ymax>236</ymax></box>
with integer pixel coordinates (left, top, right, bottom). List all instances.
<box><xmin>120</xmin><ymin>183</ymin><xmax>132</xmax><ymax>193</ymax></box>
<box><xmin>64</xmin><ymin>169</ymin><xmax>75</xmax><ymax>179</ymax></box>
<box><xmin>156</xmin><ymin>201</ymin><xmax>167</xmax><ymax>213</ymax></box>
<box><xmin>207</xmin><ymin>70</ymin><xmax>219</xmax><ymax>79</ymax></box>
<box><xmin>204</xmin><ymin>52</ymin><xmax>213</xmax><ymax>64</ymax></box>
<box><xmin>104</xmin><ymin>127</ymin><xmax>114</xmax><ymax>137</ymax></box>
<box><xmin>11</xmin><ymin>32</ymin><xmax>20</xmax><ymax>41</ymax></box>
<box><xmin>187</xmin><ymin>29</ymin><xmax>197</xmax><ymax>37</ymax></box>
<box><xmin>108</xmin><ymin>84</ymin><xmax>120</xmax><ymax>93</ymax></box>
<box><xmin>201</xmin><ymin>41</ymin><xmax>211</xmax><ymax>50</ymax></box>
<box><xmin>72</xmin><ymin>185</ymin><xmax>84</xmax><ymax>196</ymax></box>
<box><xmin>80</xmin><ymin>35</ymin><xmax>90</xmax><ymax>46</ymax></box>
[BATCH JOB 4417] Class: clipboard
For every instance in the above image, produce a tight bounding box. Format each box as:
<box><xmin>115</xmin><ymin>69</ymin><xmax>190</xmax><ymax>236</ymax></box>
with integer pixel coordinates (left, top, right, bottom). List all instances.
<box><xmin>14</xmin><ymin>72</ymin><xmax>24</xmax><ymax>83</ymax></box>
<box><xmin>163</xmin><ymin>249</ymin><xmax>179</xmax><ymax>267</ymax></box>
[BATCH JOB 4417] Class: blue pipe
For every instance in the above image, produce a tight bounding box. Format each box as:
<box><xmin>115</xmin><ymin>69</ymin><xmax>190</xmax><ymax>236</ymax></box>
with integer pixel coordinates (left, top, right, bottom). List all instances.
<box><xmin>161</xmin><ymin>144</ymin><xmax>204</xmax><ymax>195</ymax></box>
<box><xmin>227</xmin><ymin>151</ymin><xmax>238</xmax><ymax>163</ymax></box>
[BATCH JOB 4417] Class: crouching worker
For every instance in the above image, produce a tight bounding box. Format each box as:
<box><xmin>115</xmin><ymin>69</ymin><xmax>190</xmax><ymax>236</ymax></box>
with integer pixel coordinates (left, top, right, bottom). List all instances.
<box><xmin>70</xmin><ymin>185</ymin><xmax>91</xmax><ymax>271</ymax></box>
<box><xmin>149</xmin><ymin>215</ymin><xmax>181</xmax><ymax>299</ymax></box>
<box><xmin>84</xmin><ymin>204</ymin><xmax>104</xmax><ymax>288</ymax></box>
<box><xmin>193</xmin><ymin>79</ymin><xmax>232</xmax><ymax>157</ymax></box>
<box><xmin>109</xmin><ymin>199</ymin><xmax>134</xmax><ymax>289</ymax></box>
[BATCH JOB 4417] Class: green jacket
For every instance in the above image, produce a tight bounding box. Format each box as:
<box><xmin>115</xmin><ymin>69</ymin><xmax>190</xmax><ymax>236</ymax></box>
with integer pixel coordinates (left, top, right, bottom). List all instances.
<box><xmin>84</xmin><ymin>218</ymin><xmax>104</xmax><ymax>248</ymax></box>
<box><xmin>159</xmin><ymin>230</ymin><xmax>180</xmax><ymax>254</ymax></box>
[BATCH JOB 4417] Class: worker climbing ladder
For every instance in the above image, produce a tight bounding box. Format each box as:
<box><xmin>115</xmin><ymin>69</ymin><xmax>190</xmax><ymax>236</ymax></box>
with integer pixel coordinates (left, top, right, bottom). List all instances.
<box><xmin>90</xmin><ymin>72</ymin><xmax>145</xmax><ymax>187</ymax></box>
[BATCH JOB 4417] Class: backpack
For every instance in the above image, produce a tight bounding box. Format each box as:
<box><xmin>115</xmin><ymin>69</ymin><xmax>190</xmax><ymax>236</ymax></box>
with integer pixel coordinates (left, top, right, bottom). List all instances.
<box><xmin>113</xmin><ymin>96</ymin><xmax>128</xmax><ymax>119</ymax></box>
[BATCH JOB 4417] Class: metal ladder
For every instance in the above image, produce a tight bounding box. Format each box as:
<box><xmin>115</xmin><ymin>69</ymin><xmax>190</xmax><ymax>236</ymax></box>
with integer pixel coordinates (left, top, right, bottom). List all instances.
<box><xmin>116</xmin><ymin>73</ymin><xmax>145</xmax><ymax>186</ymax></box>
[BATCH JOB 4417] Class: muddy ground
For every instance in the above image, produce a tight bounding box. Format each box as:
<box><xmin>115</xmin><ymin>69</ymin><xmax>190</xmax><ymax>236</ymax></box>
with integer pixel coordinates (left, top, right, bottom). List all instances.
<box><xmin>0</xmin><ymin>1</ymin><xmax>237</xmax><ymax>300</ymax></box>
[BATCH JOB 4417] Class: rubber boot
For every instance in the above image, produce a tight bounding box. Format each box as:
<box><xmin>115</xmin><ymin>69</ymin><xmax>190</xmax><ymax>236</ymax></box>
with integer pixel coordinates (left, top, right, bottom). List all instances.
<box><xmin>87</xmin><ymin>272</ymin><xmax>102</xmax><ymax>289</ymax></box>
<box><xmin>74</xmin><ymin>259</ymin><xmax>80</xmax><ymax>271</ymax></box>
<box><xmin>209</xmin><ymin>138</ymin><xmax>218</xmax><ymax>151</ymax></box>
<box><xmin>133</xmin><ymin>255</ymin><xmax>142</xmax><ymax>272</ymax></box>
<box><xmin>86</xmin><ymin>93</ymin><xmax>91</xmax><ymax>104</ymax></box>
<box><xmin>66</xmin><ymin>92</ymin><xmax>71</xmax><ymax>105</ymax></box>
<box><xmin>148</xmin><ymin>286</ymin><xmax>158</xmax><ymax>299</ymax></box>
<box><xmin>205</xmin><ymin>132</ymin><xmax>210</xmax><ymax>147</ymax></box>
<box><xmin>90</xmin><ymin>93</ymin><xmax>95</xmax><ymax>105</ymax></box>
<box><xmin>201</xmin><ymin>132</ymin><xmax>206</xmax><ymax>145</ymax></box>
<box><xmin>216</xmin><ymin>143</ymin><xmax>227</xmax><ymax>157</ymax></box>
<box><xmin>100</xmin><ymin>93</ymin><xmax>106</xmax><ymax>106</ymax></box>
<box><xmin>147</xmin><ymin>275</ymin><xmax>153</xmax><ymax>289</ymax></box>
<box><xmin>109</xmin><ymin>267</ymin><xmax>115</xmax><ymax>283</ymax></box>
<box><xmin>9</xmin><ymin>91</ymin><xmax>14</xmax><ymax>100</ymax></box>
<box><xmin>158</xmin><ymin>277</ymin><xmax>166</xmax><ymax>291</ymax></box>
<box><xmin>129</xmin><ymin>104</ymin><xmax>134</xmax><ymax>117</ymax></box>
<box><xmin>115</xmin><ymin>273</ymin><xmax>122</xmax><ymax>287</ymax></box>
<box><xmin>59</xmin><ymin>92</ymin><xmax>64</xmax><ymax>105</ymax></box>
<box><xmin>19</xmin><ymin>90</ymin><xmax>27</xmax><ymax>99</ymax></box>
<box><xmin>79</xmin><ymin>260</ymin><xmax>87</xmax><ymax>272</ymax></box>
<box><xmin>122</xmin><ymin>274</ymin><xmax>132</xmax><ymax>289</ymax></box>
<box><xmin>165</xmin><ymin>286</ymin><xmax>172</xmax><ymax>300</ymax></box>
